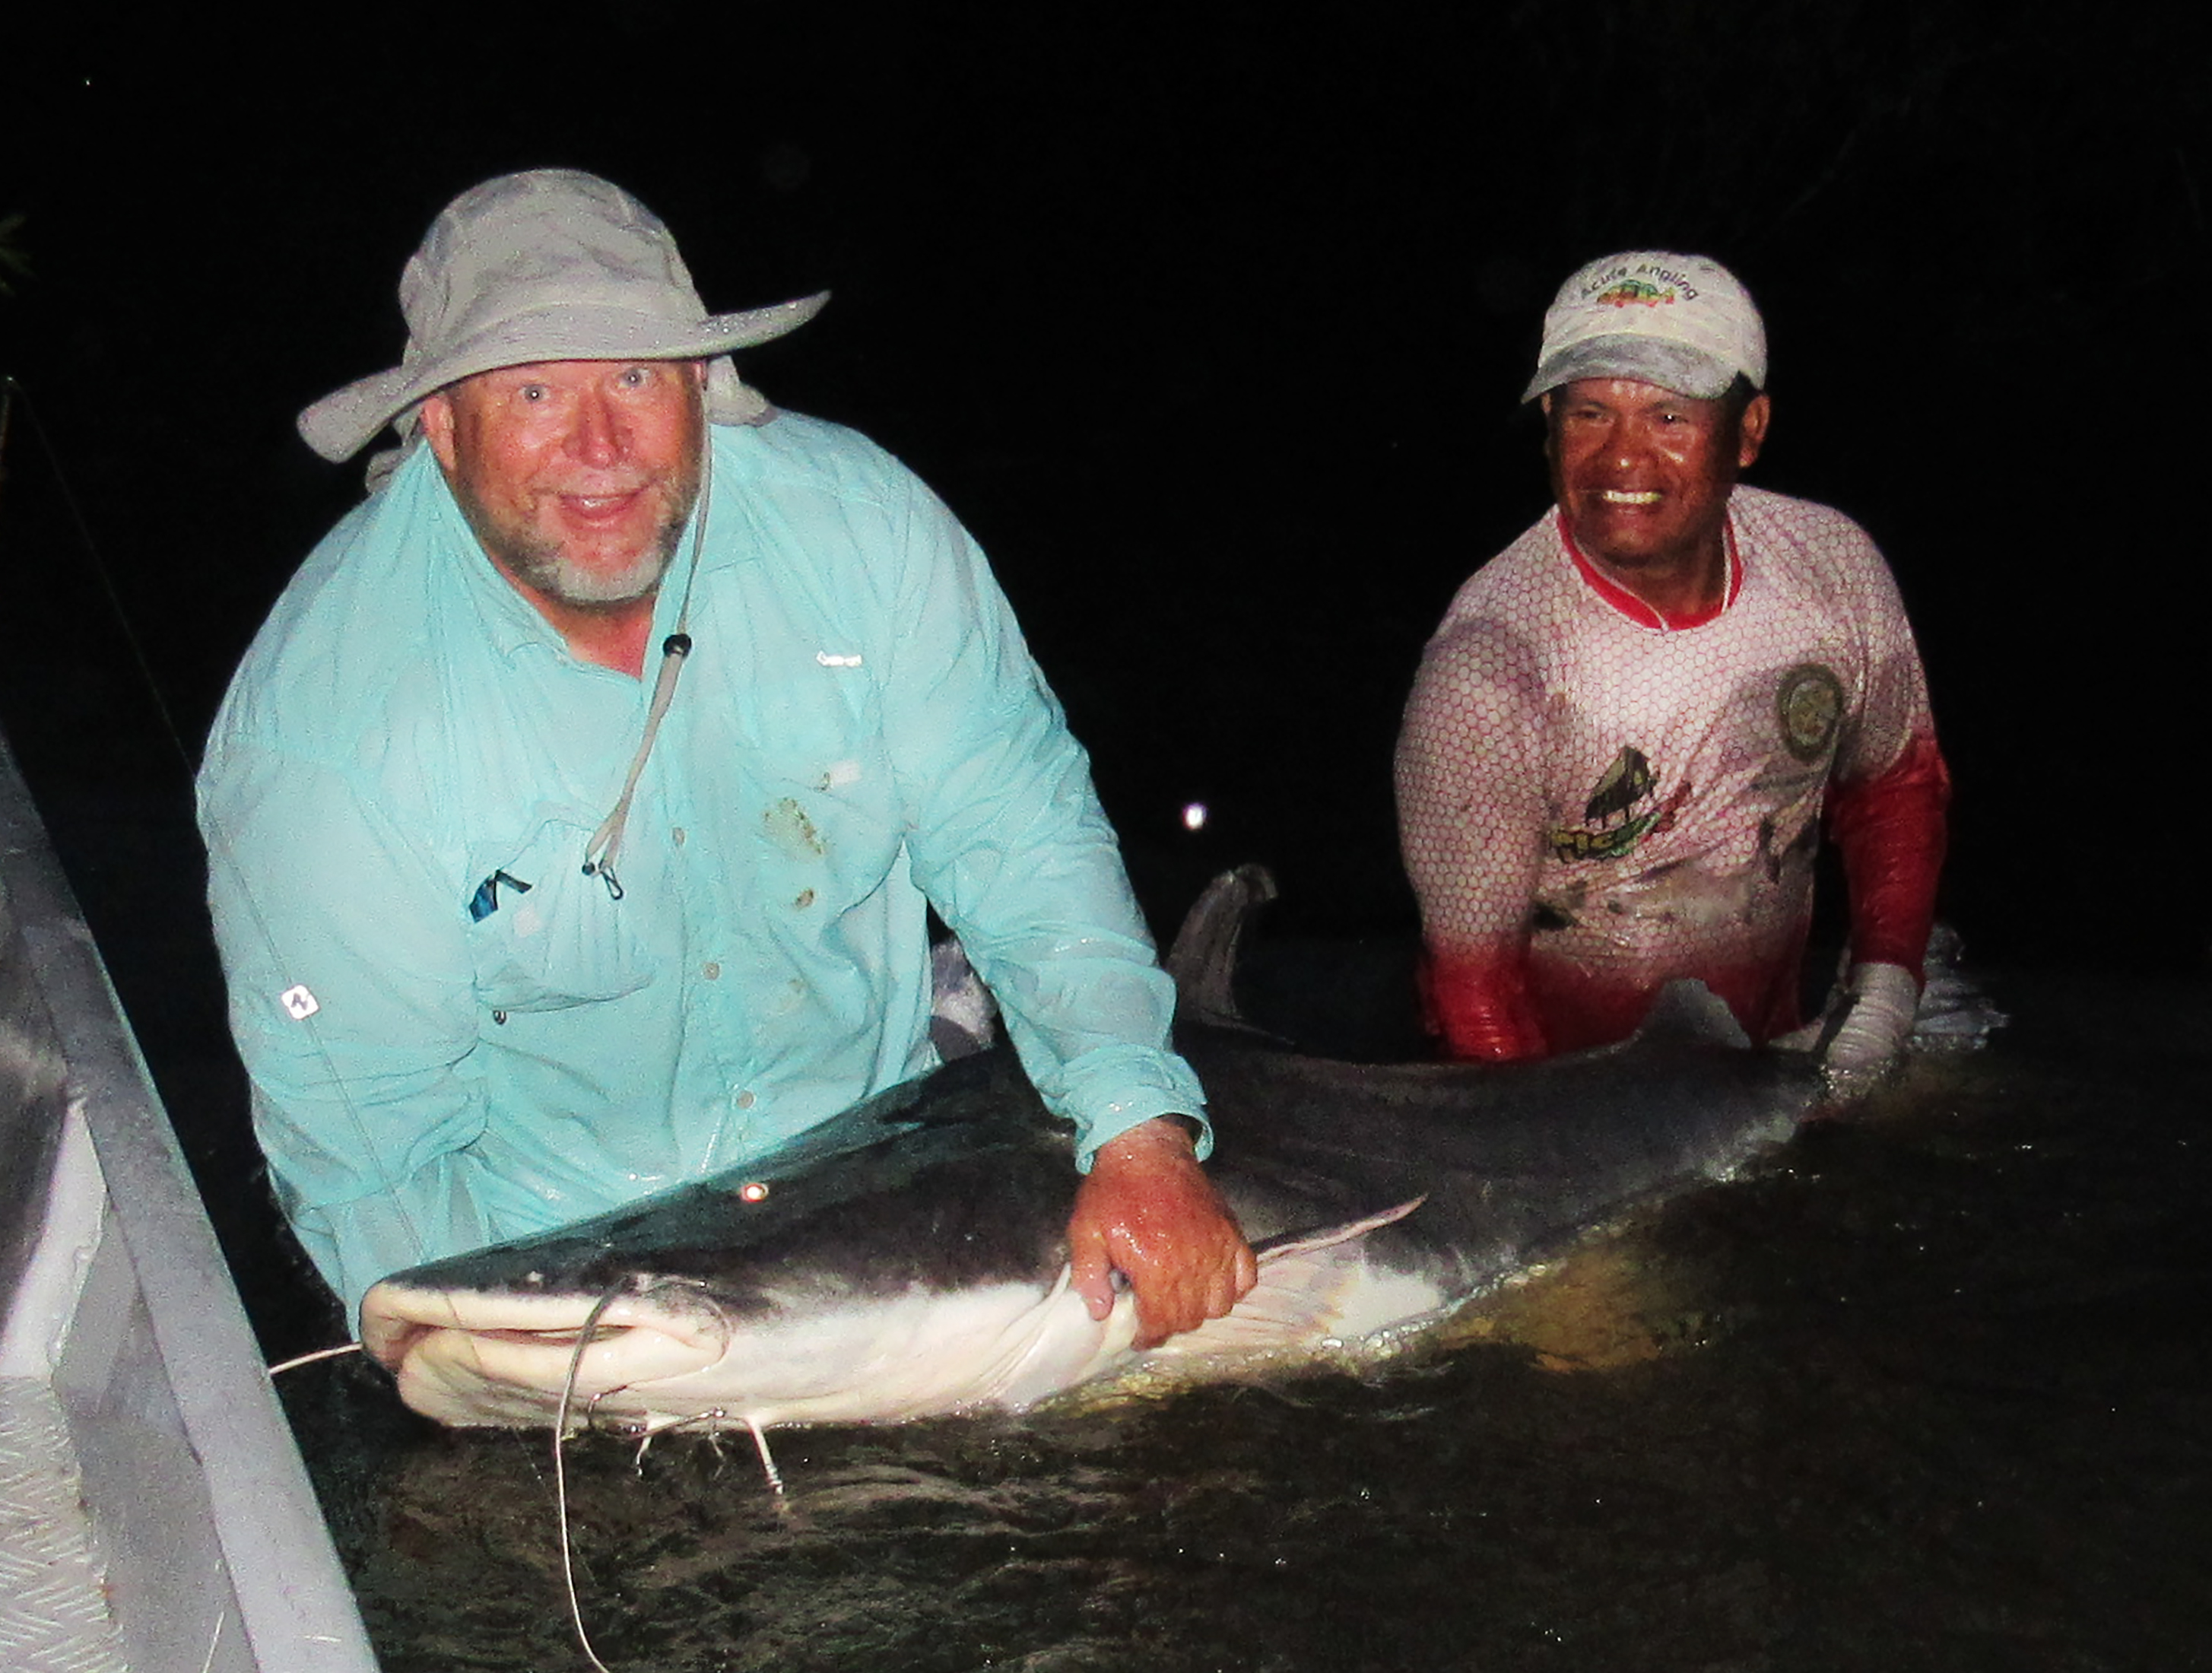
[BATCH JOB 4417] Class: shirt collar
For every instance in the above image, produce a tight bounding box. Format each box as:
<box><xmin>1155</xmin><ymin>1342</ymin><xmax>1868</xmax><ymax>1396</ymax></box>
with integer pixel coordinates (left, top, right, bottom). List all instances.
<box><xmin>1556</xmin><ymin>508</ymin><xmax>1741</xmax><ymax>632</ymax></box>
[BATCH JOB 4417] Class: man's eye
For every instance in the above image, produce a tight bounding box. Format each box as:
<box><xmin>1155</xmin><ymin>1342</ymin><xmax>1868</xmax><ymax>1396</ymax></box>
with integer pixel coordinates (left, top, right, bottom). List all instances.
<box><xmin>619</xmin><ymin>366</ymin><xmax>653</xmax><ymax>388</ymax></box>
<box><xmin>519</xmin><ymin>385</ymin><xmax>548</xmax><ymax>402</ymax></box>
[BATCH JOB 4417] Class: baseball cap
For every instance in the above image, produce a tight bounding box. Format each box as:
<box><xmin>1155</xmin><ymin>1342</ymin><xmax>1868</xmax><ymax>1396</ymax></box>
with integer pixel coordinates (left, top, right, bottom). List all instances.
<box><xmin>1523</xmin><ymin>251</ymin><xmax>1765</xmax><ymax>402</ymax></box>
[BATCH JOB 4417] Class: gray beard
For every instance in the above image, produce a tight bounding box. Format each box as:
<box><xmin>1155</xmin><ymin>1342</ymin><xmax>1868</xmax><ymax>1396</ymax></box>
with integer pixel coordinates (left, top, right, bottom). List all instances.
<box><xmin>484</xmin><ymin>505</ymin><xmax>689</xmax><ymax>608</ymax></box>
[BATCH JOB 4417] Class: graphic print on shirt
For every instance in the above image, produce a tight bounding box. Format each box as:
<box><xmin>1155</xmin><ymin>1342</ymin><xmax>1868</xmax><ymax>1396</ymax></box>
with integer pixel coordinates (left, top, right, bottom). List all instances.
<box><xmin>1775</xmin><ymin>663</ymin><xmax>1845</xmax><ymax>763</ymax></box>
<box><xmin>1547</xmin><ymin>747</ymin><xmax>1693</xmax><ymax>863</ymax></box>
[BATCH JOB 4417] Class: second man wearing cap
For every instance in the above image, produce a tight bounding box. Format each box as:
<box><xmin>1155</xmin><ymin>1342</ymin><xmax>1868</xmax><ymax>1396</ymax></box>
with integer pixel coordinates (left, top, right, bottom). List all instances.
<box><xmin>1395</xmin><ymin>252</ymin><xmax>1949</xmax><ymax>1079</ymax></box>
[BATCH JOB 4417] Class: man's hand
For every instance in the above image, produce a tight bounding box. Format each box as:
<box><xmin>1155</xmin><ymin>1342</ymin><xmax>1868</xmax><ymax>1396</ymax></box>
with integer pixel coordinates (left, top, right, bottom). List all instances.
<box><xmin>1068</xmin><ymin>1117</ymin><xmax>1258</xmax><ymax>1350</ymax></box>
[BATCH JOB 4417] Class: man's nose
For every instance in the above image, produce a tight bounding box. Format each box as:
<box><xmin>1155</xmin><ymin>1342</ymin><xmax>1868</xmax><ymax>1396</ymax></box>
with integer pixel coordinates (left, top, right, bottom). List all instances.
<box><xmin>1605</xmin><ymin>416</ymin><xmax>1651</xmax><ymax>471</ymax></box>
<box><xmin>565</xmin><ymin>388</ymin><xmax>625</xmax><ymax>465</ymax></box>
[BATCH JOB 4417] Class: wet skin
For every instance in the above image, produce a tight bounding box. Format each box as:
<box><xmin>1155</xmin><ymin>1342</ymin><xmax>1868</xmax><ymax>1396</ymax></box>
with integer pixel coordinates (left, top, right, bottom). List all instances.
<box><xmin>421</xmin><ymin>358</ymin><xmax>708</xmax><ymax>674</ymax></box>
<box><xmin>1074</xmin><ymin>1118</ymin><xmax>1258</xmax><ymax>1348</ymax></box>
<box><xmin>1544</xmin><ymin>377</ymin><xmax>1771</xmax><ymax>617</ymax></box>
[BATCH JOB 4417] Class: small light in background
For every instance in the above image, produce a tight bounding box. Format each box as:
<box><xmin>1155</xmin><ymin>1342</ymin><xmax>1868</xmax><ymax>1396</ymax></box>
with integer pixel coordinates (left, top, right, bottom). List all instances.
<box><xmin>1182</xmin><ymin>802</ymin><xmax>1208</xmax><ymax>832</ymax></box>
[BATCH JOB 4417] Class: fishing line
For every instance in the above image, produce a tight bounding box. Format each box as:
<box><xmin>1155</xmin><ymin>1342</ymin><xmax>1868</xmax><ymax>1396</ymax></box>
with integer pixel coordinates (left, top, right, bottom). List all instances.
<box><xmin>554</xmin><ymin>1283</ymin><xmax>626</xmax><ymax>1673</ymax></box>
<box><xmin>267</xmin><ymin>1342</ymin><xmax>365</xmax><ymax>1376</ymax></box>
<box><xmin>553</xmin><ymin>1273</ymin><xmax>725</xmax><ymax>1672</ymax></box>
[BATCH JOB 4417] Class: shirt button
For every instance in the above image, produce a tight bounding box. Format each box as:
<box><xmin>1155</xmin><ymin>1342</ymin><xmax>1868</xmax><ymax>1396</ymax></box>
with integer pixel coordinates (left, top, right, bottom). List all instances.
<box><xmin>671</xmin><ymin>827</ymin><xmax>687</xmax><ymax>846</ymax></box>
<box><xmin>735</xmin><ymin>1090</ymin><xmax>757</xmax><ymax>1110</ymax></box>
<box><xmin>701</xmin><ymin>961</ymin><xmax>722</xmax><ymax>979</ymax></box>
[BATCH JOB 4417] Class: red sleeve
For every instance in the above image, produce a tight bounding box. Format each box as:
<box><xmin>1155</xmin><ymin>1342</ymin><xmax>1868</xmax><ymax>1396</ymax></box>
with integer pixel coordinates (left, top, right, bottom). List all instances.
<box><xmin>1421</xmin><ymin>948</ymin><xmax>1550</xmax><ymax>1062</ymax></box>
<box><xmin>1826</xmin><ymin>733</ymin><xmax>1950</xmax><ymax>983</ymax></box>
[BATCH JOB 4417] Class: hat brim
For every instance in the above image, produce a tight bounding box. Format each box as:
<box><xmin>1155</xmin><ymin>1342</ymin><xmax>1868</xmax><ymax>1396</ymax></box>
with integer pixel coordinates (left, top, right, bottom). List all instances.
<box><xmin>1522</xmin><ymin>336</ymin><xmax>1744</xmax><ymax>405</ymax></box>
<box><xmin>299</xmin><ymin>290</ymin><xmax>830</xmax><ymax>462</ymax></box>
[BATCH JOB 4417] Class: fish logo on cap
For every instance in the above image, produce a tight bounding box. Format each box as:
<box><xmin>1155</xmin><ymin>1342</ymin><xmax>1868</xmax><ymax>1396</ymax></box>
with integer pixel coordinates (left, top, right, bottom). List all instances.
<box><xmin>1595</xmin><ymin>279</ymin><xmax>1676</xmax><ymax>308</ymax></box>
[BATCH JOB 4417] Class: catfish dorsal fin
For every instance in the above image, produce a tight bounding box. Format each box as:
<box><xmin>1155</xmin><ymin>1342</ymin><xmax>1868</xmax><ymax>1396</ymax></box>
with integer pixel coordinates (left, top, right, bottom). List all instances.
<box><xmin>1165</xmin><ymin>864</ymin><xmax>1280</xmax><ymax>1030</ymax></box>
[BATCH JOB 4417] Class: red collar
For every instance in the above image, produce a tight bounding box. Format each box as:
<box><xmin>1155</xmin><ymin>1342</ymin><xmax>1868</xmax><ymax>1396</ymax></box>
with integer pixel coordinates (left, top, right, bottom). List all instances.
<box><xmin>1557</xmin><ymin>512</ymin><xmax>1740</xmax><ymax>631</ymax></box>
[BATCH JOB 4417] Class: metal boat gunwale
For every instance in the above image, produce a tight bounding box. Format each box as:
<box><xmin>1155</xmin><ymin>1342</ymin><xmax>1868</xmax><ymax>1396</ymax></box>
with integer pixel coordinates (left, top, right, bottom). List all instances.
<box><xmin>2</xmin><ymin>728</ymin><xmax>377</xmax><ymax>1672</ymax></box>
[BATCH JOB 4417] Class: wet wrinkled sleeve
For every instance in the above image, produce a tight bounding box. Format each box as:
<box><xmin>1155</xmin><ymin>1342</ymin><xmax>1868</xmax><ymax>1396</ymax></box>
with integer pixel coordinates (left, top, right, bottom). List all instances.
<box><xmin>1394</xmin><ymin>618</ymin><xmax>1552</xmax><ymax>1061</ymax></box>
<box><xmin>199</xmin><ymin>738</ymin><xmax>496</xmax><ymax>1322</ymax></box>
<box><xmin>875</xmin><ymin>476</ymin><xmax>1208</xmax><ymax>1163</ymax></box>
<box><xmin>1826</xmin><ymin>544</ymin><xmax>1950</xmax><ymax>983</ymax></box>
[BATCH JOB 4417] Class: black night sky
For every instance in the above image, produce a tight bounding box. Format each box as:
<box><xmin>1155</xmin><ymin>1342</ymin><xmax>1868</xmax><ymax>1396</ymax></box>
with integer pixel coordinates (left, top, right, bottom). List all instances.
<box><xmin>6</xmin><ymin>25</ymin><xmax>2209</xmax><ymax>1666</ymax></box>
<box><xmin>1</xmin><ymin>6</ymin><xmax>2203</xmax><ymax>1167</ymax></box>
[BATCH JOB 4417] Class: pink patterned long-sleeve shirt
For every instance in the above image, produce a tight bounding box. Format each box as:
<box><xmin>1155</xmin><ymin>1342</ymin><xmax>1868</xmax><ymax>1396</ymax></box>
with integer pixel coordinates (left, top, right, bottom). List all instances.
<box><xmin>1395</xmin><ymin>484</ymin><xmax>1948</xmax><ymax>1062</ymax></box>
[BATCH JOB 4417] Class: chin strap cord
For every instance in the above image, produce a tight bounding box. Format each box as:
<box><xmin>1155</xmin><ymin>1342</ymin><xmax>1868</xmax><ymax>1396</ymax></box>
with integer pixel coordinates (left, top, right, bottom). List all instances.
<box><xmin>581</xmin><ymin>448</ymin><xmax>712</xmax><ymax>901</ymax></box>
<box><xmin>580</xmin><ymin>630</ymin><xmax>691</xmax><ymax>901</ymax></box>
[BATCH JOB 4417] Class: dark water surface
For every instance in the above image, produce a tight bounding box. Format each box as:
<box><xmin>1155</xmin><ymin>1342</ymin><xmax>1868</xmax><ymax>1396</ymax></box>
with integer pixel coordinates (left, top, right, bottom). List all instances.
<box><xmin>283</xmin><ymin>967</ymin><xmax>2211</xmax><ymax>1673</ymax></box>
<box><xmin>7</xmin><ymin>21</ymin><xmax>2204</xmax><ymax>1668</ymax></box>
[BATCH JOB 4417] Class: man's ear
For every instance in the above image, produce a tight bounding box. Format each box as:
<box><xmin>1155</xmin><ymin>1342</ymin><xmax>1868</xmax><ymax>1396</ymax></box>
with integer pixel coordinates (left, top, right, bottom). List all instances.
<box><xmin>419</xmin><ymin>392</ymin><xmax>458</xmax><ymax>473</ymax></box>
<box><xmin>1737</xmin><ymin>392</ymin><xmax>1772</xmax><ymax>469</ymax></box>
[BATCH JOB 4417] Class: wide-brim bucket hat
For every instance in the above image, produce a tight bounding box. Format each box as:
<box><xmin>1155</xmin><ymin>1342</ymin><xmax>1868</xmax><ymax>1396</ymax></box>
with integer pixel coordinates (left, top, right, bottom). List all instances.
<box><xmin>299</xmin><ymin>169</ymin><xmax>827</xmax><ymax>462</ymax></box>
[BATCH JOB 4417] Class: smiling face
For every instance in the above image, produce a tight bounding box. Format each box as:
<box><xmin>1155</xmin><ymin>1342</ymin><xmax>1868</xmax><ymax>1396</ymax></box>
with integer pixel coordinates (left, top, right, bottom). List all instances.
<box><xmin>1543</xmin><ymin>377</ymin><xmax>1770</xmax><ymax>602</ymax></box>
<box><xmin>421</xmin><ymin>358</ymin><xmax>706</xmax><ymax>612</ymax></box>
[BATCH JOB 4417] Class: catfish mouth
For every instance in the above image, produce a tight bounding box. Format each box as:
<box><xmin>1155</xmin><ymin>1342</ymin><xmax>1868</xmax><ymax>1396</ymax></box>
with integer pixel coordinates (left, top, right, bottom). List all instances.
<box><xmin>464</xmin><ymin>1322</ymin><xmax>630</xmax><ymax>1349</ymax></box>
<box><xmin>360</xmin><ymin>1278</ymin><xmax>735</xmax><ymax>1429</ymax></box>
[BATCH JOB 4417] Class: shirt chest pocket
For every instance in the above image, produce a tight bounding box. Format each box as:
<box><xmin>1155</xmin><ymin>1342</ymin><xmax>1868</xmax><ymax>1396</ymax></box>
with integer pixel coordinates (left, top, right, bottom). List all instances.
<box><xmin>462</xmin><ymin>818</ymin><xmax>661</xmax><ymax>1014</ymax></box>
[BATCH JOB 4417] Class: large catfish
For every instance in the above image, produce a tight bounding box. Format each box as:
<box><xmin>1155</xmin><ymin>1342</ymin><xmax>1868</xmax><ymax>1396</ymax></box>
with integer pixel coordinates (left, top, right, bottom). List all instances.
<box><xmin>360</xmin><ymin>867</ymin><xmax>1824</xmax><ymax>1433</ymax></box>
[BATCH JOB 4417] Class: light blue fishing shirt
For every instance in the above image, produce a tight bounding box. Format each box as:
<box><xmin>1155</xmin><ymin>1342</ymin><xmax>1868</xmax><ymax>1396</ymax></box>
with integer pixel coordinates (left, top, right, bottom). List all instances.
<box><xmin>199</xmin><ymin>414</ymin><xmax>1205</xmax><ymax>1322</ymax></box>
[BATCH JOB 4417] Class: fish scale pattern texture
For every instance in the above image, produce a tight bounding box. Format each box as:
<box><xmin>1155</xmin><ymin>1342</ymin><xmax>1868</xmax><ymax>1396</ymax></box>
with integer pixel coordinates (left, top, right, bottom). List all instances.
<box><xmin>1396</xmin><ymin>485</ymin><xmax>1937</xmax><ymax>1055</ymax></box>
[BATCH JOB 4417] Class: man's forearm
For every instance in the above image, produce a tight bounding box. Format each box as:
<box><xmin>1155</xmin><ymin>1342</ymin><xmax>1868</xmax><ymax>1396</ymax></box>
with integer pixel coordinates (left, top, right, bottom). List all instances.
<box><xmin>1829</xmin><ymin>735</ymin><xmax>1951</xmax><ymax>979</ymax></box>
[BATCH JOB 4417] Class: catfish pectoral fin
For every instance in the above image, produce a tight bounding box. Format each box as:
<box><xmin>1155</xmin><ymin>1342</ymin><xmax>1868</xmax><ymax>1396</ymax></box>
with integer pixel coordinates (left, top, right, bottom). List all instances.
<box><xmin>1252</xmin><ymin>1197</ymin><xmax>1427</xmax><ymax>1264</ymax></box>
<box><xmin>1150</xmin><ymin>1198</ymin><xmax>1442</xmax><ymax>1360</ymax></box>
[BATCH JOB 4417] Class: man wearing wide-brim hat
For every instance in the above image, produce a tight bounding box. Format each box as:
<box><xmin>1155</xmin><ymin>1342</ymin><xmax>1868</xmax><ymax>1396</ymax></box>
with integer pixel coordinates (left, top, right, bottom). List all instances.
<box><xmin>1395</xmin><ymin>250</ymin><xmax>1950</xmax><ymax>1084</ymax></box>
<box><xmin>200</xmin><ymin>170</ymin><xmax>1255</xmax><ymax>1344</ymax></box>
